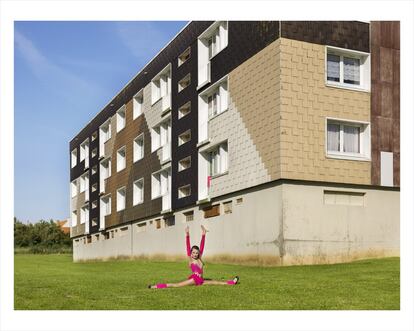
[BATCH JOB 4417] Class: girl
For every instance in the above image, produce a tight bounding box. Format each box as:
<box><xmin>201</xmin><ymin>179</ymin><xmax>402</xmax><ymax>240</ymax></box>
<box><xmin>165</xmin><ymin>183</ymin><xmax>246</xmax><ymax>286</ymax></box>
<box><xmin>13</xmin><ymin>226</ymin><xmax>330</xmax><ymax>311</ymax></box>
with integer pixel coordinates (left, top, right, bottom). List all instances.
<box><xmin>149</xmin><ymin>225</ymin><xmax>239</xmax><ymax>288</ymax></box>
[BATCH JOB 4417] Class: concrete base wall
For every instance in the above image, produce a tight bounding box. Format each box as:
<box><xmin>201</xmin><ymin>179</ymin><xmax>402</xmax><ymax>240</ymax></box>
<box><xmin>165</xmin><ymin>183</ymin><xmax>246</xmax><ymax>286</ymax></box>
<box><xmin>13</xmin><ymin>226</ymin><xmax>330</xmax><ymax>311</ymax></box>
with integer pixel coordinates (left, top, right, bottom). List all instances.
<box><xmin>73</xmin><ymin>182</ymin><xmax>399</xmax><ymax>265</ymax></box>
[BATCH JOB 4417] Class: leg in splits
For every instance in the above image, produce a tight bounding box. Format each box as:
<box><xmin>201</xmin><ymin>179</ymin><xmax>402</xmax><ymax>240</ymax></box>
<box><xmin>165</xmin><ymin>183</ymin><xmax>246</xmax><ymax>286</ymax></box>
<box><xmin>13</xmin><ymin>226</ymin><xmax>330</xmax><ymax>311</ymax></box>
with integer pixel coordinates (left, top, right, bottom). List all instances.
<box><xmin>150</xmin><ymin>278</ymin><xmax>195</xmax><ymax>289</ymax></box>
<box><xmin>203</xmin><ymin>276</ymin><xmax>239</xmax><ymax>286</ymax></box>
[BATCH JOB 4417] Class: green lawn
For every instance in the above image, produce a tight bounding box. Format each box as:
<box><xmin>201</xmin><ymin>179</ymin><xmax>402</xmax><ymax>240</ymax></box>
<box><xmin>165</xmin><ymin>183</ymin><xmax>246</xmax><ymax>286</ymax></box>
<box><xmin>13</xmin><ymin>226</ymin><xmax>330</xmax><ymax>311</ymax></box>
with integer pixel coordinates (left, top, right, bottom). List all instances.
<box><xmin>14</xmin><ymin>254</ymin><xmax>399</xmax><ymax>310</ymax></box>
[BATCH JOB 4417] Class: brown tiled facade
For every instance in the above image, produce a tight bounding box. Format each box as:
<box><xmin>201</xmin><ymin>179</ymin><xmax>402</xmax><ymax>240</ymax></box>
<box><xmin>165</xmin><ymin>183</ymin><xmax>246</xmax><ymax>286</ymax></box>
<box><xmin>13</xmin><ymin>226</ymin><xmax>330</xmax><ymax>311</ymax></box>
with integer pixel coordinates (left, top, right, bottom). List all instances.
<box><xmin>70</xmin><ymin>21</ymin><xmax>399</xmax><ymax>243</ymax></box>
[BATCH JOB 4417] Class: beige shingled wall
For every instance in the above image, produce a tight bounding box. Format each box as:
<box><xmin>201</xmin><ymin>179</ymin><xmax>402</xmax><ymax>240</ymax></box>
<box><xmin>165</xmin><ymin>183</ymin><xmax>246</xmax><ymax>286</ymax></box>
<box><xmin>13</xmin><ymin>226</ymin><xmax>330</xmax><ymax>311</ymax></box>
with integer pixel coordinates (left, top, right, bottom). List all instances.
<box><xmin>279</xmin><ymin>38</ymin><xmax>371</xmax><ymax>184</ymax></box>
<box><xmin>208</xmin><ymin>39</ymin><xmax>281</xmax><ymax>198</ymax></box>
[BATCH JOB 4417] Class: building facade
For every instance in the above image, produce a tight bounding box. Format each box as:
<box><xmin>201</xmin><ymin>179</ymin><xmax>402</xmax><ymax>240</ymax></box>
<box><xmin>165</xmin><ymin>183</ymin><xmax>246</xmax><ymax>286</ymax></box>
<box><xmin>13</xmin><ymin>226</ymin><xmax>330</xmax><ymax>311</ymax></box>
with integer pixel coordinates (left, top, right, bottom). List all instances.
<box><xmin>70</xmin><ymin>21</ymin><xmax>400</xmax><ymax>265</ymax></box>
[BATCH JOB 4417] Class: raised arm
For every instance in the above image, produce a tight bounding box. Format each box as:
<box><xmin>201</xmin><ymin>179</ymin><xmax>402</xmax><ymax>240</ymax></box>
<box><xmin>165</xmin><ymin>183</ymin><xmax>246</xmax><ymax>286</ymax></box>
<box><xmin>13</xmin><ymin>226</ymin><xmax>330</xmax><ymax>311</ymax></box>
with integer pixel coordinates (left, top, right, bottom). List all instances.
<box><xmin>185</xmin><ymin>226</ymin><xmax>191</xmax><ymax>256</ymax></box>
<box><xmin>199</xmin><ymin>225</ymin><xmax>207</xmax><ymax>256</ymax></box>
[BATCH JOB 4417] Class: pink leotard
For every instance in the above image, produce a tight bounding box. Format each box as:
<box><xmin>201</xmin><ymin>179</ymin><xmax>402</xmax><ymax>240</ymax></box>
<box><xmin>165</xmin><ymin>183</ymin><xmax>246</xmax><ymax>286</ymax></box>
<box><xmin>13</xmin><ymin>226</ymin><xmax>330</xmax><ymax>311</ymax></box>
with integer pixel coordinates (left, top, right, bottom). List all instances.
<box><xmin>186</xmin><ymin>234</ymin><xmax>205</xmax><ymax>286</ymax></box>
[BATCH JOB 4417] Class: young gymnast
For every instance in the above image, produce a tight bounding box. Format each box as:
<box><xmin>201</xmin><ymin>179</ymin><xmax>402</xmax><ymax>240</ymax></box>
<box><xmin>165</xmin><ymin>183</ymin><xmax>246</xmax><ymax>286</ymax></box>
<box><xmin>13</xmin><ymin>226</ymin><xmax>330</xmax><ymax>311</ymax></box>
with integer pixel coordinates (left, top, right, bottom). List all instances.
<box><xmin>149</xmin><ymin>225</ymin><xmax>239</xmax><ymax>289</ymax></box>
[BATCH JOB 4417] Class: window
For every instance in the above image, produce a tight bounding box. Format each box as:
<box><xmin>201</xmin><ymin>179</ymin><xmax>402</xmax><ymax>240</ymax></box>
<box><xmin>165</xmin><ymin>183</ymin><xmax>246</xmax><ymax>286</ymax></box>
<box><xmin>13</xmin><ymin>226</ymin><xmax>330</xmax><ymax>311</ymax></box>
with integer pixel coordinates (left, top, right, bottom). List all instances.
<box><xmin>203</xmin><ymin>204</ymin><xmax>220</xmax><ymax>218</ymax></box>
<box><xmin>326</xmin><ymin>118</ymin><xmax>370</xmax><ymax>160</ymax></box>
<box><xmin>184</xmin><ymin>211</ymin><xmax>194</xmax><ymax>222</ymax></box>
<box><xmin>100</xmin><ymin>194</ymin><xmax>111</xmax><ymax>217</ymax></box>
<box><xmin>91</xmin><ymin>148</ymin><xmax>97</xmax><ymax>158</ymax></box>
<box><xmin>178</xmin><ymin>74</ymin><xmax>191</xmax><ymax>92</ymax></box>
<box><xmin>151</xmin><ymin>118</ymin><xmax>171</xmax><ymax>155</ymax></box>
<box><xmin>92</xmin><ymin>218</ymin><xmax>98</xmax><ymax>227</ymax></box>
<box><xmin>92</xmin><ymin>200</ymin><xmax>97</xmax><ymax>209</ymax></box>
<box><xmin>91</xmin><ymin>131</ymin><xmax>97</xmax><ymax>141</ymax></box>
<box><xmin>117</xmin><ymin>146</ymin><xmax>126</xmax><ymax>172</ymax></box>
<box><xmin>326</xmin><ymin>46</ymin><xmax>370</xmax><ymax>91</ymax></box>
<box><xmin>99</xmin><ymin>119</ymin><xmax>111</xmax><ymax>157</ymax></box>
<box><xmin>151</xmin><ymin>64</ymin><xmax>171</xmax><ymax>106</ymax></box>
<box><xmin>155</xmin><ymin>219</ymin><xmax>162</xmax><ymax>229</ymax></box>
<box><xmin>71</xmin><ymin>180</ymin><xmax>77</xmax><ymax>198</ymax></box>
<box><xmin>80</xmin><ymin>204</ymin><xmax>89</xmax><ymax>224</ymax></box>
<box><xmin>71</xmin><ymin>210</ymin><xmax>77</xmax><ymax>227</ymax></box>
<box><xmin>133</xmin><ymin>90</ymin><xmax>144</xmax><ymax>119</ymax></box>
<box><xmin>137</xmin><ymin>222</ymin><xmax>147</xmax><ymax>233</ymax></box>
<box><xmin>198</xmin><ymin>76</ymin><xmax>228</xmax><ymax>143</ymax></box>
<box><xmin>133</xmin><ymin>134</ymin><xmax>144</xmax><ymax>162</ymax></box>
<box><xmin>223</xmin><ymin>201</ymin><xmax>232</xmax><ymax>214</ymax></box>
<box><xmin>178</xmin><ymin>156</ymin><xmax>191</xmax><ymax>172</ymax></box>
<box><xmin>71</xmin><ymin>149</ymin><xmax>77</xmax><ymax>168</ymax></box>
<box><xmin>117</xmin><ymin>187</ymin><xmax>126</xmax><ymax>211</ymax></box>
<box><xmin>151</xmin><ymin>169</ymin><xmax>170</xmax><ymax>199</ymax></box>
<box><xmin>164</xmin><ymin>215</ymin><xmax>175</xmax><ymax>227</ymax></box>
<box><xmin>209</xmin><ymin>142</ymin><xmax>228</xmax><ymax>176</ymax></box>
<box><xmin>178</xmin><ymin>47</ymin><xmax>191</xmax><ymax>66</ymax></box>
<box><xmin>178</xmin><ymin>102</ymin><xmax>191</xmax><ymax>119</ymax></box>
<box><xmin>91</xmin><ymin>165</ymin><xmax>97</xmax><ymax>175</ymax></box>
<box><xmin>80</xmin><ymin>139</ymin><xmax>89</xmax><ymax>168</ymax></box>
<box><xmin>198</xmin><ymin>21</ymin><xmax>228</xmax><ymax>87</ymax></box>
<box><xmin>178</xmin><ymin>185</ymin><xmax>191</xmax><ymax>199</ymax></box>
<box><xmin>133</xmin><ymin>178</ymin><xmax>144</xmax><ymax>206</ymax></box>
<box><xmin>116</xmin><ymin>105</ymin><xmax>126</xmax><ymax>132</ymax></box>
<box><xmin>99</xmin><ymin>157</ymin><xmax>111</xmax><ymax>193</ymax></box>
<box><xmin>178</xmin><ymin>130</ymin><xmax>191</xmax><ymax>146</ymax></box>
<box><xmin>80</xmin><ymin>172</ymin><xmax>89</xmax><ymax>193</ymax></box>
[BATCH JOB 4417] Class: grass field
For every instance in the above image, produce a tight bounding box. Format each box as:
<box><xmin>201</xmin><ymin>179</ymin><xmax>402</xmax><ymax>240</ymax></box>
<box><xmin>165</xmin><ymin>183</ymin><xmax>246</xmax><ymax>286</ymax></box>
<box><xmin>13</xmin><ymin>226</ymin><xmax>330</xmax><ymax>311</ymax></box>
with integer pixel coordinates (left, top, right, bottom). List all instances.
<box><xmin>14</xmin><ymin>254</ymin><xmax>400</xmax><ymax>310</ymax></box>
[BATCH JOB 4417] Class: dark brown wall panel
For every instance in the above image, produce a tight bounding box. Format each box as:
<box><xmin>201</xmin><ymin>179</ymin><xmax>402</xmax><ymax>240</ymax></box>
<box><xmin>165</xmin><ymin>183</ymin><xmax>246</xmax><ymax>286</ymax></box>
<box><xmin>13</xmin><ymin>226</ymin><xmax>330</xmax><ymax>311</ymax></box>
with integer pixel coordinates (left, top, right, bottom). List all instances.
<box><xmin>281</xmin><ymin>21</ymin><xmax>370</xmax><ymax>52</ymax></box>
<box><xmin>370</xmin><ymin>21</ymin><xmax>400</xmax><ymax>187</ymax></box>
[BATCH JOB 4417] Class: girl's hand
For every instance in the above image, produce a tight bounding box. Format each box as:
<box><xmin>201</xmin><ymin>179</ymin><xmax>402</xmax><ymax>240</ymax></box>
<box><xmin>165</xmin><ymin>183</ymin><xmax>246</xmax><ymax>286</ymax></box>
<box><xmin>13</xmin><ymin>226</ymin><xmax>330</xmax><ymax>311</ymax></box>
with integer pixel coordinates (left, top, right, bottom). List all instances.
<box><xmin>201</xmin><ymin>225</ymin><xmax>208</xmax><ymax>235</ymax></box>
<box><xmin>185</xmin><ymin>226</ymin><xmax>189</xmax><ymax>234</ymax></box>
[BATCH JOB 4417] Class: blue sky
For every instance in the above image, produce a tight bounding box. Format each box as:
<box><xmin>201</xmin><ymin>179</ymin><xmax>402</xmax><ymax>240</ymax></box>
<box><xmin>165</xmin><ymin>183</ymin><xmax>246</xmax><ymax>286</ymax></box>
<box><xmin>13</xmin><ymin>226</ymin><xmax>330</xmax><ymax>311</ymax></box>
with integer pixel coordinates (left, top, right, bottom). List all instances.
<box><xmin>14</xmin><ymin>21</ymin><xmax>188</xmax><ymax>223</ymax></box>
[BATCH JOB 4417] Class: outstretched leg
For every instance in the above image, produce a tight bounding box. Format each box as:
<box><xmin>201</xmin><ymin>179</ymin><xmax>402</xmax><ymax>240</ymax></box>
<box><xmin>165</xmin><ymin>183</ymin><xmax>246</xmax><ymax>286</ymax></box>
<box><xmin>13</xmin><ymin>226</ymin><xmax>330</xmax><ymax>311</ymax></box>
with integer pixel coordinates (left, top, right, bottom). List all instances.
<box><xmin>203</xmin><ymin>276</ymin><xmax>239</xmax><ymax>286</ymax></box>
<box><xmin>150</xmin><ymin>278</ymin><xmax>195</xmax><ymax>289</ymax></box>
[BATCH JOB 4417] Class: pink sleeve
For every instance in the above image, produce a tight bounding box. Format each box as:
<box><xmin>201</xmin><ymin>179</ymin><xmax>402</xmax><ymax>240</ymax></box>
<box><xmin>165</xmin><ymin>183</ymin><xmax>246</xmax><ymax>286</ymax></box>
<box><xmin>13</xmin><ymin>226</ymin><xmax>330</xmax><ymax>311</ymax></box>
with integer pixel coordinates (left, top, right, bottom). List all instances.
<box><xmin>199</xmin><ymin>234</ymin><xmax>206</xmax><ymax>256</ymax></box>
<box><xmin>186</xmin><ymin>234</ymin><xmax>191</xmax><ymax>256</ymax></box>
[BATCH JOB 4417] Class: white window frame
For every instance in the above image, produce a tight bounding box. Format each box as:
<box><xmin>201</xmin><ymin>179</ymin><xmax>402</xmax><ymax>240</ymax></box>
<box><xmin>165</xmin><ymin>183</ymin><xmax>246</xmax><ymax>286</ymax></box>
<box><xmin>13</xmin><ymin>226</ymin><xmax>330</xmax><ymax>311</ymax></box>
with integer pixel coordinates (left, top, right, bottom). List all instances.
<box><xmin>198</xmin><ymin>76</ymin><xmax>228</xmax><ymax>143</ymax></box>
<box><xmin>325</xmin><ymin>46</ymin><xmax>370</xmax><ymax>92</ymax></box>
<box><xmin>80</xmin><ymin>138</ymin><xmax>89</xmax><ymax>168</ymax></box>
<box><xmin>71</xmin><ymin>180</ymin><xmax>77</xmax><ymax>198</ymax></box>
<box><xmin>133</xmin><ymin>134</ymin><xmax>145</xmax><ymax>162</ymax></box>
<box><xmin>80</xmin><ymin>172</ymin><xmax>89</xmax><ymax>193</ymax></box>
<box><xmin>178</xmin><ymin>101</ymin><xmax>191</xmax><ymax>119</ymax></box>
<box><xmin>99</xmin><ymin>119</ymin><xmax>111</xmax><ymax>157</ymax></box>
<box><xmin>133</xmin><ymin>178</ymin><xmax>144</xmax><ymax>206</ymax></box>
<box><xmin>116</xmin><ymin>146</ymin><xmax>126</xmax><ymax>172</ymax></box>
<box><xmin>208</xmin><ymin>141</ymin><xmax>229</xmax><ymax>177</ymax></box>
<box><xmin>151</xmin><ymin>118</ymin><xmax>171</xmax><ymax>153</ymax></box>
<box><xmin>116</xmin><ymin>105</ymin><xmax>126</xmax><ymax>132</ymax></box>
<box><xmin>80</xmin><ymin>204</ymin><xmax>89</xmax><ymax>224</ymax></box>
<box><xmin>178</xmin><ymin>156</ymin><xmax>191</xmax><ymax>172</ymax></box>
<box><xmin>151</xmin><ymin>169</ymin><xmax>170</xmax><ymax>200</ymax></box>
<box><xmin>99</xmin><ymin>157</ymin><xmax>111</xmax><ymax>193</ymax></box>
<box><xmin>197</xmin><ymin>21</ymin><xmax>228</xmax><ymax>89</ymax></box>
<box><xmin>71</xmin><ymin>149</ymin><xmax>77</xmax><ymax>168</ymax></box>
<box><xmin>151</xmin><ymin>64</ymin><xmax>171</xmax><ymax>105</ymax></box>
<box><xmin>325</xmin><ymin>117</ymin><xmax>371</xmax><ymax>161</ymax></box>
<box><xmin>117</xmin><ymin>187</ymin><xmax>126</xmax><ymax>212</ymax></box>
<box><xmin>133</xmin><ymin>89</ymin><xmax>144</xmax><ymax>119</ymax></box>
<box><xmin>178</xmin><ymin>74</ymin><xmax>191</xmax><ymax>92</ymax></box>
<box><xmin>178</xmin><ymin>47</ymin><xmax>191</xmax><ymax>67</ymax></box>
<box><xmin>71</xmin><ymin>210</ymin><xmax>77</xmax><ymax>227</ymax></box>
<box><xmin>178</xmin><ymin>185</ymin><xmax>191</xmax><ymax>199</ymax></box>
<box><xmin>178</xmin><ymin>130</ymin><xmax>191</xmax><ymax>146</ymax></box>
<box><xmin>100</xmin><ymin>194</ymin><xmax>111</xmax><ymax>217</ymax></box>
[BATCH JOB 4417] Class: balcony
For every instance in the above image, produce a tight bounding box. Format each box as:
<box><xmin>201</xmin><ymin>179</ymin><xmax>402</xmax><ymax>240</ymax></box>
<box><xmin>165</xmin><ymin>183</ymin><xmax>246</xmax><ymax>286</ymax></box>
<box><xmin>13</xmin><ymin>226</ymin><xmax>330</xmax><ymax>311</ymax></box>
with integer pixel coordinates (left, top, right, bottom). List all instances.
<box><xmin>198</xmin><ymin>62</ymin><xmax>211</xmax><ymax>89</ymax></box>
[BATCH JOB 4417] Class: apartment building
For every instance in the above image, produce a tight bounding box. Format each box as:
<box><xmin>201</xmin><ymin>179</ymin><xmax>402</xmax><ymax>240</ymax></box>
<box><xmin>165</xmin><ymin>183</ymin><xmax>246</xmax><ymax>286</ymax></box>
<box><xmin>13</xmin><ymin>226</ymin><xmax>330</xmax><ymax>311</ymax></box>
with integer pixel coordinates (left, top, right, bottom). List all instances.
<box><xmin>70</xmin><ymin>21</ymin><xmax>400</xmax><ymax>264</ymax></box>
